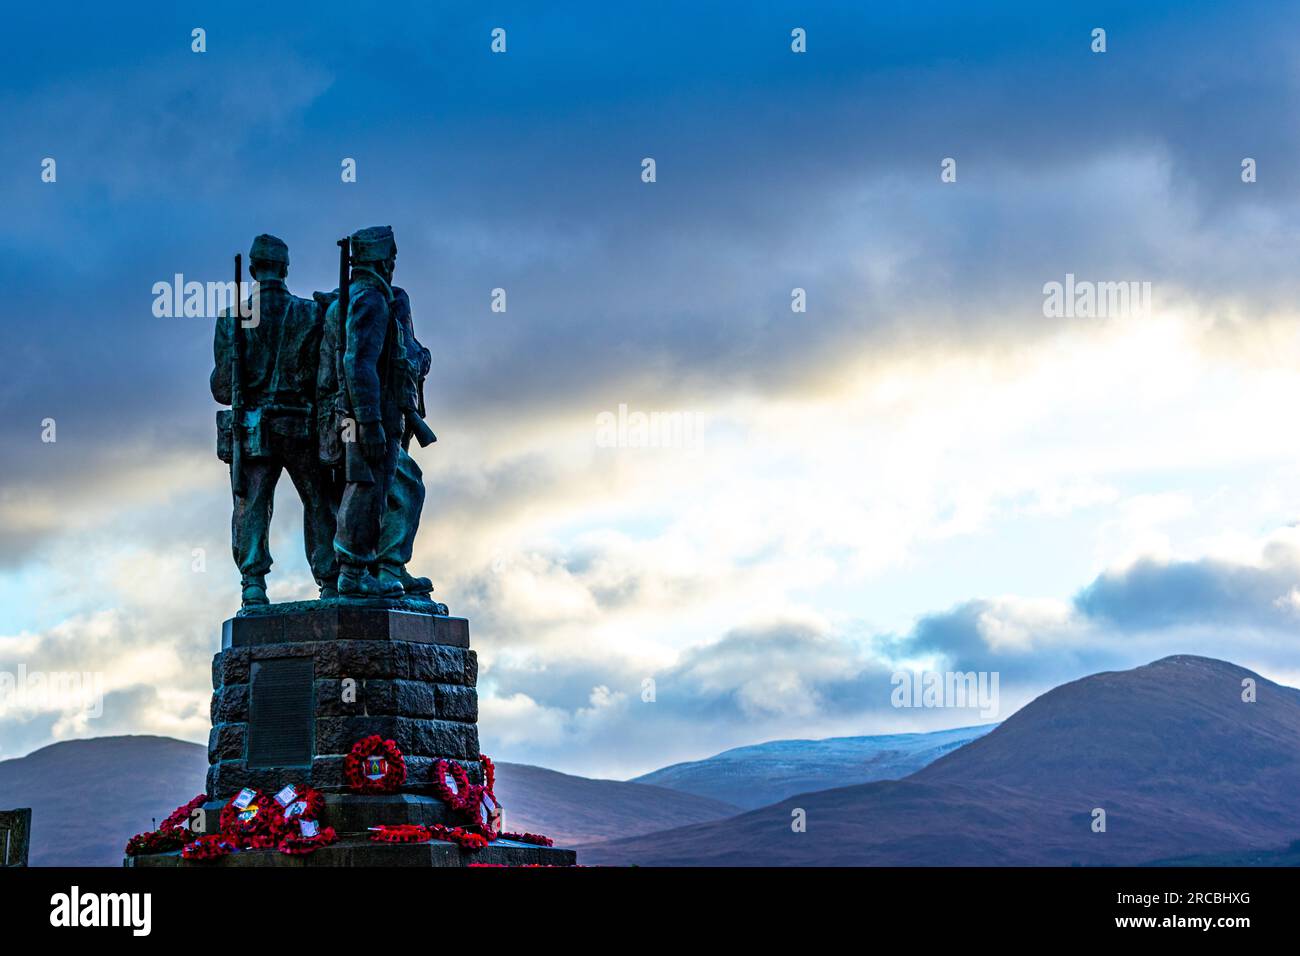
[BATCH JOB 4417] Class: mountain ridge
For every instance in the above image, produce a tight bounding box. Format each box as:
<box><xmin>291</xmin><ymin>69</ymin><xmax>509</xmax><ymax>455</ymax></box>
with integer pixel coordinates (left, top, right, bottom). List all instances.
<box><xmin>578</xmin><ymin>655</ymin><xmax>1300</xmax><ymax>866</ymax></box>
<box><xmin>634</xmin><ymin>724</ymin><xmax>993</xmax><ymax>808</ymax></box>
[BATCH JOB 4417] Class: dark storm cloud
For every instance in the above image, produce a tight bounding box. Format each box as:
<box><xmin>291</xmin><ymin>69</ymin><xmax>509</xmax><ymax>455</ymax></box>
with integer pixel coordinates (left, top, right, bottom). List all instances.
<box><xmin>1074</xmin><ymin>547</ymin><xmax>1300</xmax><ymax>632</ymax></box>
<box><xmin>905</xmin><ymin>603</ymin><xmax>991</xmax><ymax>663</ymax></box>
<box><xmin>901</xmin><ymin>598</ymin><xmax>1127</xmax><ymax>687</ymax></box>
<box><xmin>4</xmin><ymin>0</ymin><xmax>1299</xmax><ymax>525</ymax></box>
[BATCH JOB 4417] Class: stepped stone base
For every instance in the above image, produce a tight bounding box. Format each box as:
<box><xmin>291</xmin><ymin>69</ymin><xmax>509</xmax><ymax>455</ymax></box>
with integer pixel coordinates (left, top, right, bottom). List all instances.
<box><xmin>126</xmin><ymin>838</ymin><xmax>576</xmax><ymax>868</ymax></box>
<box><xmin>189</xmin><ymin>793</ymin><xmax>485</xmax><ymax>836</ymax></box>
<box><xmin>125</xmin><ymin>793</ymin><xmax>577</xmax><ymax>868</ymax></box>
<box><xmin>132</xmin><ymin>601</ymin><xmax>579</xmax><ymax>867</ymax></box>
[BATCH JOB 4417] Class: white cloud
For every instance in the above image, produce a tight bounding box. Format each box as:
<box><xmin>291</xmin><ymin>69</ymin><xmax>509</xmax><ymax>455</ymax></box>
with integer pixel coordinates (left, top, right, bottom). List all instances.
<box><xmin>13</xmin><ymin>303</ymin><xmax>1300</xmax><ymax>776</ymax></box>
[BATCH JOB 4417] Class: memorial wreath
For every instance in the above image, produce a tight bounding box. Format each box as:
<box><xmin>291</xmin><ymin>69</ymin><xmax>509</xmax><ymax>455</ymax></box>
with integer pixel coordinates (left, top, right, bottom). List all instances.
<box><xmin>344</xmin><ymin>735</ymin><xmax>407</xmax><ymax>793</ymax></box>
<box><xmin>125</xmin><ymin>793</ymin><xmax>209</xmax><ymax>857</ymax></box>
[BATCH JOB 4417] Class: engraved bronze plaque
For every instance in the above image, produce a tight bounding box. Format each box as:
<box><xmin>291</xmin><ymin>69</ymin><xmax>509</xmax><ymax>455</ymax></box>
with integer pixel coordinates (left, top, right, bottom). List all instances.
<box><xmin>247</xmin><ymin>658</ymin><xmax>314</xmax><ymax>767</ymax></box>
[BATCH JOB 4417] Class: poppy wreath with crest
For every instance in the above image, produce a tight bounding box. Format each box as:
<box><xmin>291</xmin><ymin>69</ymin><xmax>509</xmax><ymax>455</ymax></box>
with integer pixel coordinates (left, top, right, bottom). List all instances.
<box><xmin>344</xmin><ymin>735</ymin><xmax>407</xmax><ymax>794</ymax></box>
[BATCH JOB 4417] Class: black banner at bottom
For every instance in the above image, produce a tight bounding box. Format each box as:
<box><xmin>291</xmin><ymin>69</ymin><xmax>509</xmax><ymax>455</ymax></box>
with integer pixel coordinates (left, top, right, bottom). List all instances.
<box><xmin>0</xmin><ymin>865</ymin><xmax>1286</xmax><ymax>942</ymax></box>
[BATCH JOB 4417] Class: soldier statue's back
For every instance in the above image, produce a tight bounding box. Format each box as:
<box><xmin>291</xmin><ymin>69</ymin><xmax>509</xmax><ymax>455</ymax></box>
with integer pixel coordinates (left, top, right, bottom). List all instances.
<box><xmin>319</xmin><ymin>226</ymin><xmax>436</xmax><ymax>599</ymax></box>
<box><xmin>212</xmin><ymin>234</ymin><xmax>339</xmax><ymax>606</ymax></box>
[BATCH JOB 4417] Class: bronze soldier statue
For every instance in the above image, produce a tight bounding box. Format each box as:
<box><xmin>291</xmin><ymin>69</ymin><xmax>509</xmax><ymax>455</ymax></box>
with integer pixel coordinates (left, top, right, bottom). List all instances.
<box><xmin>212</xmin><ymin>234</ymin><xmax>339</xmax><ymax>606</ymax></box>
<box><xmin>319</xmin><ymin>226</ymin><xmax>435</xmax><ymax>599</ymax></box>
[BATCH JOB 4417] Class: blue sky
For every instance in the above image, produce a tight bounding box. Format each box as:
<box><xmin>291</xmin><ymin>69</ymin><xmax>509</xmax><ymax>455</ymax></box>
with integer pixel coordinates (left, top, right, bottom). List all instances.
<box><xmin>4</xmin><ymin>1</ymin><xmax>1300</xmax><ymax>777</ymax></box>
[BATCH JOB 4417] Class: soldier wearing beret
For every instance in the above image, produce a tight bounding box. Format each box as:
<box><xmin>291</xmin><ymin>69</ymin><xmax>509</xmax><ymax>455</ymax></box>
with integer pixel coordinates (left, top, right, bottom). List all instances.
<box><xmin>317</xmin><ymin>229</ymin><xmax>437</xmax><ymax>599</ymax></box>
<box><xmin>323</xmin><ymin>225</ymin><xmax>422</xmax><ymax>598</ymax></box>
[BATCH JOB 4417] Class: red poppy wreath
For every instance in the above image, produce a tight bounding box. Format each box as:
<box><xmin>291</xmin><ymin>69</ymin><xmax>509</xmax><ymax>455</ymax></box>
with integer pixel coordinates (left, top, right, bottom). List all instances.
<box><xmin>431</xmin><ymin>758</ymin><xmax>481</xmax><ymax>816</ymax></box>
<box><xmin>125</xmin><ymin>827</ymin><xmax>190</xmax><ymax>856</ymax></box>
<box><xmin>160</xmin><ymin>793</ymin><xmax>209</xmax><ymax>831</ymax></box>
<box><xmin>277</xmin><ymin>821</ymin><xmax>338</xmax><ymax>856</ymax></box>
<box><xmin>182</xmin><ymin>834</ymin><xmax>239</xmax><ymax>861</ymax></box>
<box><xmin>273</xmin><ymin>784</ymin><xmax>325</xmax><ymax>822</ymax></box>
<box><xmin>124</xmin><ymin>793</ymin><xmax>210</xmax><ymax>856</ymax></box>
<box><xmin>219</xmin><ymin>789</ymin><xmax>285</xmax><ymax>848</ymax></box>
<box><xmin>345</xmin><ymin>735</ymin><xmax>407</xmax><ymax>794</ymax></box>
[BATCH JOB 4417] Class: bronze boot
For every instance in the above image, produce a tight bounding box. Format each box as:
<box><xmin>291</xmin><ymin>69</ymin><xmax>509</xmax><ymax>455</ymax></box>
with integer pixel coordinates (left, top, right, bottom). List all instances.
<box><xmin>240</xmin><ymin>574</ymin><xmax>269</xmax><ymax>607</ymax></box>
<box><xmin>382</xmin><ymin>564</ymin><xmax>432</xmax><ymax>595</ymax></box>
<box><xmin>339</xmin><ymin>563</ymin><xmax>402</xmax><ymax>599</ymax></box>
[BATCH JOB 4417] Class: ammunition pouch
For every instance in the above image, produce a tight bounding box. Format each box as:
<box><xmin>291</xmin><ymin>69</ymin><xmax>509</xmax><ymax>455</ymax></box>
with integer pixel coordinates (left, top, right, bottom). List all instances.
<box><xmin>216</xmin><ymin>407</ymin><xmax>271</xmax><ymax>461</ymax></box>
<box><xmin>216</xmin><ymin>409</ymin><xmax>234</xmax><ymax>463</ymax></box>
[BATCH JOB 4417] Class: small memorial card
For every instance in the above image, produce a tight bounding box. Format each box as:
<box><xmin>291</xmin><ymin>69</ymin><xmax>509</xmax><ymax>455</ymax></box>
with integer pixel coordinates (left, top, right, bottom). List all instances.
<box><xmin>480</xmin><ymin>792</ymin><xmax>503</xmax><ymax>835</ymax></box>
<box><xmin>232</xmin><ymin>788</ymin><xmax>257</xmax><ymax>810</ymax></box>
<box><xmin>299</xmin><ymin>819</ymin><xmax>320</xmax><ymax>838</ymax></box>
<box><xmin>273</xmin><ymin>785</ymin><xmax>298</xmax><ymax>808</ymax></box>
<box><xmin>285</xmin><ymin>800</ymin><xmax>308</xmax><ymax>820</ymax></box>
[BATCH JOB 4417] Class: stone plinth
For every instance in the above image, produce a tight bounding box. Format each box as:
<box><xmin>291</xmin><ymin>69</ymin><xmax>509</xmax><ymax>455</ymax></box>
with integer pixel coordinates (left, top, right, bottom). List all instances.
<box><xmin>207</xmin><ymin>601</ymin><xmax>479</xmax><ymax>798</ymax></box>
<box><xmin>222</xmin><ymin>598</ymin><xmax>468</xmax><ymax>649</ymax></box>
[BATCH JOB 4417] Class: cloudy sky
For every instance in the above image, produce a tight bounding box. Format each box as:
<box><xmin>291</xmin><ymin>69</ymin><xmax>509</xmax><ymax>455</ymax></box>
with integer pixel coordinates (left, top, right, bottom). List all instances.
<box><xmin>4</xmin><ymin>1</ymin><xmax>1300</xmax><ymax>778</ymax></box>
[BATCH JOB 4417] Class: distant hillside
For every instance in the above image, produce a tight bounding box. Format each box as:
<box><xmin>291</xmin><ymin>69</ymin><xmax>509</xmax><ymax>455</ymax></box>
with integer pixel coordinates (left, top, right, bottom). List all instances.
<box><xmin>491</xmin><ymin>762</ymin><xmax>739</xmax><ymax>845</ymax></box>
<box><xmin>580</xmin><ymin>656</ymin><xmax>1300</xmax><ymax>866</ymax></box>
<box><xmin>0</xmin><ymin>736</ymin><xmax>739</xmax><ymax>865</ymax></box>
<box><xmin>0</xmin><ymin>735</ymin><xmax>209</xmax><ymax>867</ymax></box>
<box><xmin>1146</xmin><ymin>839</ymin><xmax>1300</xmax><ymax>867</ymax></box>
<box><xmin>634</xmin><ymin>725</ymin><xmax>992</xmax><ymax>809</ymax></box>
